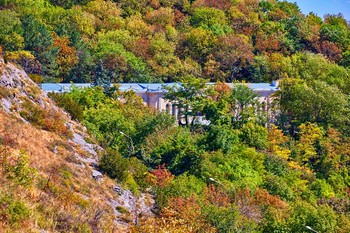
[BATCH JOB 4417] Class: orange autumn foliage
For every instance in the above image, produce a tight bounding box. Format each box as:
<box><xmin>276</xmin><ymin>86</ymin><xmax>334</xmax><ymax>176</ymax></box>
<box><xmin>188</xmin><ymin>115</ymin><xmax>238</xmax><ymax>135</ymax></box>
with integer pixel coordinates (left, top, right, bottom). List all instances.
<box><xmin>132</xmin><ymin>196</ymin><xmax>216</xmax><ymax>233</ymax></box>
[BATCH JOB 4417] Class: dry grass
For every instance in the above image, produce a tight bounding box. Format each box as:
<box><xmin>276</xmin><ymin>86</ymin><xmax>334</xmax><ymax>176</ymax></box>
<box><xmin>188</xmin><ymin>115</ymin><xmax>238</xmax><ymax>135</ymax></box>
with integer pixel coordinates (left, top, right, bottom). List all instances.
<box><xmin>0</xmin><ymin>86</ymin><xmax>12</xmax><ymax>98</ymax></box>
<box><xmin>0</xmin><ymin>111</ymin><xmax>124</xmax><ymax>232</ymax></box>
<box><xmin>0</xmin><ymin>58</ymin><xmax>134</xmax><ymax>232</ymax></box>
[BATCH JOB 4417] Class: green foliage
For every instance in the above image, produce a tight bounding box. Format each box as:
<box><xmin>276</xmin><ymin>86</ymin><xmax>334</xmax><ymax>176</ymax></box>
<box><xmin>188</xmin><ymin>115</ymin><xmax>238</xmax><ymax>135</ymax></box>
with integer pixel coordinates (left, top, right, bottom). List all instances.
<box><xmin>278</xmin><ymin>79</ymin><xmax>350</xmax><ymax>133</ymax></box>
<box><xmin>0</xmin><ymin>9</ymin><xmax>24</xmax><ymax>51</ymax></box>
<box><xmin>184</xmin><ymin>28</ymin><xmax>217</xmax><ymax>64</ymax></box>
<box><xmin>264</xmin><ymin>154</ymin><xmax>289</xmax><ymax>177</ymax></box>
<box><xmin>67</xmin><ymin>34</ymin><xmax>94</xmax><ymax>82</ymax></box>
<box><xmin>263</xmin><ymin>174</ymin><xmax>295</xmax><ymax>201</ymax></box>
<box><xmin>155</xmin><ymin>173</ymin><xmax>205</xmax><ymax>209</ymax></box>
<box><xmin>164</xmin><ymin>75</ymin><xmax>209</xmax><ymax>126</ymax></box>
<box><xmin>0</xmin><ymin>194</ymin><xmax>30</xmax><ymax>228</ymax></box>
<box><xmin>310</xmin><ymin>179</ymin><xmax>335</xmax><ymax>199</ymax></box>
<box><xmin>231</xmin><ymin>84</ymin><xmax>260</xmax><ymax>126</ymax></box>
<box><xmin>202</xmin><ymin>204</ymin><xmax>242</xmax><ymax>233</ymax></box>
<box><xmin>124</xmin><ymin>173</ymin><xmax>140</xmax><ymax>196</ymax></box>
<box><xmin>168</xmin><ymin>173</ymin><xmax>205</xmax><ymax>198</ymax></box>
<box><xmin>2</xmin><ymin>1</ymin><xmax>350</xmax><ymax>230</ymax></box>
<box><xmin>92</xmin><ymin>59</ymin><xmax>111</xmax><ymax>93</ymax></box>
<box><xmin>49</xmin><ymin>92</ymin><xmax>84</xmax><ymax>121</ymax></box>
<box><xmin>321</xmin><ymin>14</ymin><xmax>350</xmax><ymax>50</ymax></box>
<box><xmin>287</xmin><ymin>201</ymin><xmax>338</xmax><ymax>233</ymax></box>
<box><xmin>28</xmin><ymin>74</ymin><xmax>44</xmax><ymax>84</ymax></box>
<box><xmin>49</xmin><ymin>0</ymin><xmax>92</xmax><ymax>9</ymax></box>
<box><xmin>206</xmin><ymin>124</ymin><xmax>240</xmax><ymax>153</ymax></box>
<box><xmin>327</xmin><ymin>169</ymin><xmax>350</xmax><ymax>196</ymax></box>
<box><xmin>240</xmin><ymin>122</ymin><xmax>268</xmax><ymax>149</ymax></box>
<box><xmin>5</xmin><ymin>151</ymin><xmax>36</xmax><ymax>187</ymax></box>
<box><xmin>95</xmin><ymin>30</ymin><xmax>153</xmax><ymax>82</ymax></box>
<box><xmin>21</xmin><ymin>14</ymin><xmax>59</xmax><ymax>80</ymax></box>
<box><xmin>127</xmin><ymin>157</ymin><xmax>149</xmax><ymax>190</ymax></box>
<box><xmin>99</xmin><ymin>149</ymin><xmax>128</xmax><ymax>181</ymax></box>
<box><xmin>149</xmin><ymin>127</ymin><xmax>201</xmax><ymax>175</ymax></box>
<box><xmin>99</xmin><ymin>149</ymin><xmax>149</xmax><ymax>194</ymax></box>
<box><xmin>197</xmin><ymin>150</ymin><xmax>264</xmax><ymax>191</ymax></box>
<box><xmin>191</xmin><ymin>7</ymin><xmax>230</xmax><ymax>35</ymax></box>
<box><xmin>133</xmin><ymin>111</ymin><xmax>174</xmax><ymax>147</ymax></box>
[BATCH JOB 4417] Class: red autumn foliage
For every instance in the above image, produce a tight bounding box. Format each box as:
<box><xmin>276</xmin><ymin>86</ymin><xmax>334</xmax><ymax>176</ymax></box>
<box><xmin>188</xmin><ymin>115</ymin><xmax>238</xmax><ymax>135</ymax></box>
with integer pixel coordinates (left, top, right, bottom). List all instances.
<box><xmin>235</xmin><ymin>188</ymin><xmax>263</xmax><ymax>222</ymax></box>
<box><xmin>151</xmin><ymin>164</ymin><xmax>174</xmax><ymax>187</ymax></box>
<box><xmin>254</xmin><ymin>33</ymin><xmax>282</xmax><ymax>54</ymax></box>
<box><xmin>254</xmin><ymin>188</ymin><xmax>288</xmax><ymax>209</ymax></box>
<box><xmin>317</xmin><ymin>40</ymin><xmax>342</xmax><ymax>62</ymax></box>
<box><xmin>128</xmin><ymin>38</ymin><xmax>152</xmax><ymax>60</ymax></box>
<box><xmin>174</xmin><ymin>9</ymin><xmax>186</xmax><ymax>24</ymax></box>
<box><xmin>204</xmin><ymin>184</ymin><xmax>231</xmax><ymax>207</ymax></box>
<box><xmin>234</xmin><ymin>188</ymin><xmax>288</xmax><ymax>222</ymax></box>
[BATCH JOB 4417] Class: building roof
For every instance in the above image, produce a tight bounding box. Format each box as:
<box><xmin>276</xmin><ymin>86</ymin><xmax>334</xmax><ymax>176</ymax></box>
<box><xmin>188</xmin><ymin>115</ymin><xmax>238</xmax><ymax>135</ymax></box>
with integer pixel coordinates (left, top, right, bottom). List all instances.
<box><xmin>40</xmin><ymin>82</ymin><xmax>279</xmax><ymax>93</ymax></box>
<box><xmin>248</xmin><ymin>83</ymin><xmax>279</xmax><ymax>91</ymax></box>
<box><xmin>41</xmin><ymin>83</ymin><xmax>92</xmax><ymax>93</ymax></box>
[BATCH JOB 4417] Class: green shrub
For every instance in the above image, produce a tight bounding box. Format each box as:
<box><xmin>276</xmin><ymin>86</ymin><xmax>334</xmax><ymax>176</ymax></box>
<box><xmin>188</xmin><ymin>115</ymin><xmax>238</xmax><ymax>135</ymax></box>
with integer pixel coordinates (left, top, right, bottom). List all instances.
<box><xmin>263</xmin><ymin>174</ymin><xmax>295</xmax><ymax>201</ymax></box>
<box><xmin>149</xmin><ymin>127</ymin><xmax>202</xmax><ymax>175</ymax></box>
<box><xmin>206</xmin><ymin>124</ymin><xmax>240</xmax><ymax>153</ymax></box>
<box><xmin>28</xmin><ymin>74</ymin><xmax>43</xmax><ymax>84</ymax></box>
<box><xmin>310</xmin><ymin>179</ymin><xmax>335</xmax><ymax>199</ymax></box>
<box><xmin>48</xmin><ymin>92</ymin><xmax>84</xmax><ymax>121</ymax></box>
<box><xmin>124</xmin><ymin>173</ymin><xmax>140</xmax><ymax>196</ymax></box>
<box><xmin>202</xmin><ymin>204</ymin><xmax>248</xmax><ymax>233</ymax></box>
<box><xmin>240</xmin><ymin>122</ymin><xmax>268</xmax><ymax>149</ymax></box>
<box><xmin>0</xmin><ymin>194</ymin><xmax>30</xmax><ymax>228</ymax></box>
<box><xmin>128</xmin><ymin>157</ymin><xmax>149</xmax><ymax>190</ymax></box>
<box><xmin>7</xmin><ymin>200</ymin><xmax>30</xmax><ymax>227</ymax></box>
<box><xmin>264</xmin><ymin>154</ymin><xmax>290</xmax><ymax>177</ymax></box>
<box><xmin>99</xmin><ymin>149</ymin><xmax>128</xmax><ymax>181</ymax></box>
<box><xmin>4</xmin><ymin>151</ymin><xmax>36</xmax><ymax>187</ymax></box>
<box><xmin>155</xmin><ymin>173</ymin><xmax>205</xmax><ymax>209</ymax></box>
<box><xmin>116</xmin><ymin>206</ymin><xmax>129</xmax><ymax>214</ymax></box>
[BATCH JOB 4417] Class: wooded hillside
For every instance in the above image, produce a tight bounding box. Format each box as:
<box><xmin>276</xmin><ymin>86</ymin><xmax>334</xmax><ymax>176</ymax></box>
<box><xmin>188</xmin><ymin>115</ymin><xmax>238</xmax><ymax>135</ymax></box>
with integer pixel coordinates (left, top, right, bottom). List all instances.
<box><xmin>0</xmin><ymin>0</ymin><xmax>349</xmax><ymax>83</ymax></box>
<box><xmin>1</xmin><ymin>1</ymin><xmax>350</xmax><ymax>232</ymax></box>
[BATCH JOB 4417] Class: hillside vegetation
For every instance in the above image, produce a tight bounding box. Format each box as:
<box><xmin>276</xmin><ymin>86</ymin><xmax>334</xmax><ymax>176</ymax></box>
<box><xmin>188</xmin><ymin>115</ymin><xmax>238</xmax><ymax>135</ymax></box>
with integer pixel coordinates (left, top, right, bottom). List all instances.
<box><xmin>1</xmin><ymin>0</ymin><xmax>350</xmax><ymax>232</ymax></box>
<box><xmin>0</xmin><ymin>0</ymin><xmax>349</xmax><ymax>84</ymax></box>
<box><xmin>47</xmin><ymin>77</ymin><xmax>350</xmax><ymax>232</ymax></box>
<box><xmin>0</xmin><ymin>56</ymin><xmax>157</xmax><ymax>232</ymax></box>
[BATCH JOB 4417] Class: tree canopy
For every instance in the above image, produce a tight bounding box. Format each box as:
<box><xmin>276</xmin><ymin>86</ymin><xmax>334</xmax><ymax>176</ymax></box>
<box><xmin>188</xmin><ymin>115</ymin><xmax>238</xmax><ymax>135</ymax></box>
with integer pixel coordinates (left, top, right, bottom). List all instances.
<box><xmin>0</xmin><ymin>0</ymin><xmax>348</xmax><ymax>84</ymax></box>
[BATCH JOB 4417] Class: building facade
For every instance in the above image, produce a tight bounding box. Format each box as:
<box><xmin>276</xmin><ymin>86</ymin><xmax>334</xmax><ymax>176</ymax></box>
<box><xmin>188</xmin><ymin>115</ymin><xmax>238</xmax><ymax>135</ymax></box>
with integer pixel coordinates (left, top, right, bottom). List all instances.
<box><xmin>41</xmin><ymin>82</ymin><xmax>279</xmax><ymax>122</ymax></box>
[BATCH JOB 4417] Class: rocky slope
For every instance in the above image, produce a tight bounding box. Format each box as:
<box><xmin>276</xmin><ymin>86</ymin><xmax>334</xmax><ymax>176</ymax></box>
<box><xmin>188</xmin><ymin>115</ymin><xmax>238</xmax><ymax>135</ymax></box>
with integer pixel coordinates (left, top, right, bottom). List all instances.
<box><xmin>0</xmin><ymin>56</ymin><xmax>154</xmax><ymax>232</ymax></box>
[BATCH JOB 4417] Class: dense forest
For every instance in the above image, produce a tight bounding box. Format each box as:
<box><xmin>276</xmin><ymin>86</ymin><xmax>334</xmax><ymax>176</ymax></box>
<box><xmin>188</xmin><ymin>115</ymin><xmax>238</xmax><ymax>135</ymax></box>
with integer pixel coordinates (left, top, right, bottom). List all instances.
<box><xmin>1</xmin><ymin>0</ymin><xmax>350</xmax><ymax>232</ymax></box>
<box><xmin>0</xmin><ymin>0</ymin><xmax>349</xmax><ymax>83</ymax></box>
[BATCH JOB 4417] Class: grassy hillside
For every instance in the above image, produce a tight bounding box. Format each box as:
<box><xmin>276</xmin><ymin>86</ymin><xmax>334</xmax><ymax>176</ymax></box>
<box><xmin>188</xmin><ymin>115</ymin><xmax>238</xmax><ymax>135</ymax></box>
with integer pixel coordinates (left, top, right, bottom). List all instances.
<box><xmin>0</xmin><ymin>56</ymin><xmax>156</xmax><ymax>232</ymax></box>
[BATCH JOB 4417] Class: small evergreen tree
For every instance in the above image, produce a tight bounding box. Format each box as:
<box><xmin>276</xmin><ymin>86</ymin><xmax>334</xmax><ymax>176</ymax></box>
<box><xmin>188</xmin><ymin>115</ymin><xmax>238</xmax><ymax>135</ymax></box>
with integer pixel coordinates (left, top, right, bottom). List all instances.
<box><xmin>92</xmin><ymin>59</ymin><xmax>111</xmax><ymax>93</ymax></box>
